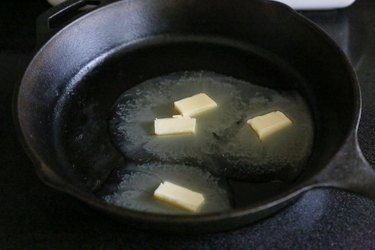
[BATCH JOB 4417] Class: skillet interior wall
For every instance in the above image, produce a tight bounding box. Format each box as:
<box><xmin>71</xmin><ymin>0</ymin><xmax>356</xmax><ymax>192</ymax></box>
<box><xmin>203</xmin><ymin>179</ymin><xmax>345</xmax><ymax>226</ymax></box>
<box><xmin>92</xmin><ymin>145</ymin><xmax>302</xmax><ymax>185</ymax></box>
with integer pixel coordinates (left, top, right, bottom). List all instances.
<box><xmin>18</xmin><ymin>0</ymin><xmax>356</xmax><ymax>196</ymax></box>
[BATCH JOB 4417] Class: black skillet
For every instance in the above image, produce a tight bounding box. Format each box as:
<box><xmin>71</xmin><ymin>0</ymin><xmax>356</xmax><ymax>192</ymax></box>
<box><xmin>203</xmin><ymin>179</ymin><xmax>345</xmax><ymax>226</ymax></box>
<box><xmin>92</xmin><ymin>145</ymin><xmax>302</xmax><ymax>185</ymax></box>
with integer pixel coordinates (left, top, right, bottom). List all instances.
<box><xmin>15</xmin><ymin>0</ymin><xmax>375</xmax><ymax>233</ymax></box>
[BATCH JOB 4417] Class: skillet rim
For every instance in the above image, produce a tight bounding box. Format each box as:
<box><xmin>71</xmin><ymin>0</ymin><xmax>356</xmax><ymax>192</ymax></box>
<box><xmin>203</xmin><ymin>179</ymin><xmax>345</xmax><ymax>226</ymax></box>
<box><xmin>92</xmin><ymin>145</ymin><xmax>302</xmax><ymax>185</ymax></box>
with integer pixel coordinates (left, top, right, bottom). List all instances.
<box><xmin>14</xmin><ymin>0</ymin><xmax>361</xmax><ymax>226</ymax></box>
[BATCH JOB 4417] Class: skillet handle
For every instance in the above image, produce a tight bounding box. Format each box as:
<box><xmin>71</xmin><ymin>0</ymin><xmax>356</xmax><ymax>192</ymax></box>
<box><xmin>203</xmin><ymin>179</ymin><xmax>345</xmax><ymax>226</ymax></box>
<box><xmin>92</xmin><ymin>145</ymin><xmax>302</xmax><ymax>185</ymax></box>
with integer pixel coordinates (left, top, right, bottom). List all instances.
<box><xmin>313</xmin><ymin>132</ymin><xmax>375</xmax><ymax>200</ymax></box>
<box><xmin>36</xmin><ymin>0</ymin><xmax>113</xmax><ymax>47</ymax></box>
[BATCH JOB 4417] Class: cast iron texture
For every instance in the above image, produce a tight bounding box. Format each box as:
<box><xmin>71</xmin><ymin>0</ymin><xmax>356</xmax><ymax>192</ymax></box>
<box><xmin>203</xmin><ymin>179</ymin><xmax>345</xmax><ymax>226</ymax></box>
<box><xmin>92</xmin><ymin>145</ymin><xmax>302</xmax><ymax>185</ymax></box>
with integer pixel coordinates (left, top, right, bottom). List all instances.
<box><xmin>16</xmin><ymin>0</ymin><xmax>375</xmax><ymax>233</ymax></box>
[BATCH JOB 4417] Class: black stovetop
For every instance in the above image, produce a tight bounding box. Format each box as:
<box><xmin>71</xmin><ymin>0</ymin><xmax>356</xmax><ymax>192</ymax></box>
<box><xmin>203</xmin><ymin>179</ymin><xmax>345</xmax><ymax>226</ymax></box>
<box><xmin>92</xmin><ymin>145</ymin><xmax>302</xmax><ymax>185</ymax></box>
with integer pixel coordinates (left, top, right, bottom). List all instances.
<box><xmin>1</xmin><ymin>0</ymin><xmax>374</xmax><ymax>248</ymax></box>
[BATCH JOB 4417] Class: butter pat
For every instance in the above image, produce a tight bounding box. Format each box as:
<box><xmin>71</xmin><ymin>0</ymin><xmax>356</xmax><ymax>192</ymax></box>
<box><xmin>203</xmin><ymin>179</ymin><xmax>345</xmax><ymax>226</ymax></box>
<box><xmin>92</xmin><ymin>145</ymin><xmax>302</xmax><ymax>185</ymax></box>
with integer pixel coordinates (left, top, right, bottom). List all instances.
<box><xmin>153</xmin><ymin>181</ymin><xmax>205</xmax><ymax>212</ymax></box>
<box><xmin>174</xmin><ymin>93</ymin><xmax>217</xmax><ymax>117</ymax></box>
<box><xmin>247</xmin><ymin>111</ymin><xmax>292</xmax><ymax>140</ymax></box>
<box><xmin>154</xmin><ymin>117</ymin><xmax>196</xmax><ymax>135</ymax></box>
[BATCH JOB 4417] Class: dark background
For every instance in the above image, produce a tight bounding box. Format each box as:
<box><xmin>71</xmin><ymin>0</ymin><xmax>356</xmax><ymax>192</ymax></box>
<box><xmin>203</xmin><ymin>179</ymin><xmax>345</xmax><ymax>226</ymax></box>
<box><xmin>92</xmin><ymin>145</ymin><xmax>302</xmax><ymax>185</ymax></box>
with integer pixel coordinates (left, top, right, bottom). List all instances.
<box><xmin>1</xmin><ymin>0</ymin><xmax>374</xmax><ymax>249</ymax></box>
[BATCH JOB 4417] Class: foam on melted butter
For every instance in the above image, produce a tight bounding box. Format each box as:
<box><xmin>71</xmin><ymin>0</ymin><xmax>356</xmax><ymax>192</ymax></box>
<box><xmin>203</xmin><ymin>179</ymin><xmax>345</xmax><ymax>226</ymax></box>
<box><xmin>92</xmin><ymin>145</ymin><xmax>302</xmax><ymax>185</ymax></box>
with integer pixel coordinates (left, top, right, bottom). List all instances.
<box><xmin>109</xmin><ymin>71</ymin><xmax>314</xmax><ymax>182</ymax></box>
<box><xmin>103</xmin><ymin>163</ymin><xmax>230</xmax><ymax>214</ymax></box>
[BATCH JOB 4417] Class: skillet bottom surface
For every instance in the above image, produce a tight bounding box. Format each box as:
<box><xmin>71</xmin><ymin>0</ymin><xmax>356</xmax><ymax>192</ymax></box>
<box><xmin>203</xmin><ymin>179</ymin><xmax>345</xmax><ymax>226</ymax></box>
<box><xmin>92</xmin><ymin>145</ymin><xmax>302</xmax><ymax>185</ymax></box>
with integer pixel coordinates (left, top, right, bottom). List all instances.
<box><xmin>51</xmin><ymin>38</ymin><xmax>315</xmax><ymax>215</ymax></box>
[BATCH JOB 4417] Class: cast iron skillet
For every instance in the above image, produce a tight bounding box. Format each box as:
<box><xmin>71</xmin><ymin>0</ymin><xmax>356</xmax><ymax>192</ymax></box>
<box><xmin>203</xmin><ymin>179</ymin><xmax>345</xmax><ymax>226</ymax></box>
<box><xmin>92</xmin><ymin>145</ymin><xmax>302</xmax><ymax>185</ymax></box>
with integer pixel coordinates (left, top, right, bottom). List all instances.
<box><xmin>15</xmin><ymin>0</ymin><xmax>375</xmax><ymax>233</ymax></box>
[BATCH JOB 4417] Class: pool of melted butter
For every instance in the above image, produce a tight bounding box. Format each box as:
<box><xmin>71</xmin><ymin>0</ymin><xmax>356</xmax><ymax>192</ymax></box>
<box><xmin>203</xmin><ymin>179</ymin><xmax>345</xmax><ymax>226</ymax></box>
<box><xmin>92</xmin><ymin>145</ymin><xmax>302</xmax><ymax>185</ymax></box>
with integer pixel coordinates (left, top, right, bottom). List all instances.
<box><xmin>101</xmin><ymin>71</ymin><xmax>314</xmax><ymax>214</ymax></box>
